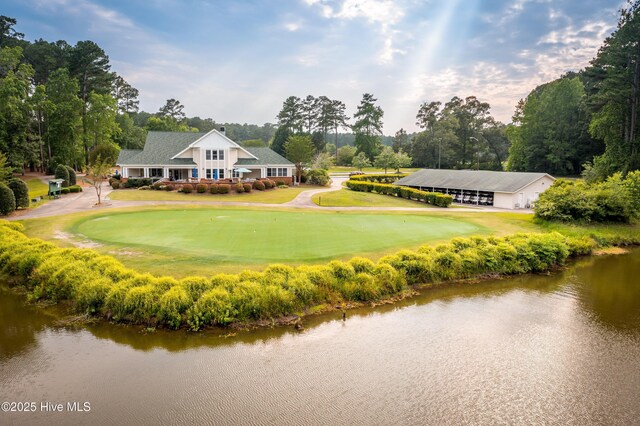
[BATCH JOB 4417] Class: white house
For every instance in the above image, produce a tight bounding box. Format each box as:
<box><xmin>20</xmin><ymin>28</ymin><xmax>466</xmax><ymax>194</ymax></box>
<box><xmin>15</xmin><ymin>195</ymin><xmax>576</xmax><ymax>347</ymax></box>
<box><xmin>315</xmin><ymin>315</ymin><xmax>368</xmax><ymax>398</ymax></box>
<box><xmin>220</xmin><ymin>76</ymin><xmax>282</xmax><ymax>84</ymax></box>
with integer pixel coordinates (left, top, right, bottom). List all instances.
<box><xmin>116</xmin><ymin>129</ymin><xmax>294</xmax><ymax>183</ymax></box>
<box><xmin>394</xmin><ymin>169</ymin><xmax>555</xmax><ymax>209</ymax></box>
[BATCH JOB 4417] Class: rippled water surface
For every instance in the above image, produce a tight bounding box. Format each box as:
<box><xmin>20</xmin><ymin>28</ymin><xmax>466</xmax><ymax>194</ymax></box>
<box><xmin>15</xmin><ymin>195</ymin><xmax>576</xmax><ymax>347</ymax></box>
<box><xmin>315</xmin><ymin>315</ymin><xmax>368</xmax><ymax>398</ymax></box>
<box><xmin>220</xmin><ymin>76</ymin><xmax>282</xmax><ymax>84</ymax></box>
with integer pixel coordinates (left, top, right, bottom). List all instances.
<box><xmin>1</xmin><ymin>251</ymin><xmax>640</xmax><ymax>425</ymax></box>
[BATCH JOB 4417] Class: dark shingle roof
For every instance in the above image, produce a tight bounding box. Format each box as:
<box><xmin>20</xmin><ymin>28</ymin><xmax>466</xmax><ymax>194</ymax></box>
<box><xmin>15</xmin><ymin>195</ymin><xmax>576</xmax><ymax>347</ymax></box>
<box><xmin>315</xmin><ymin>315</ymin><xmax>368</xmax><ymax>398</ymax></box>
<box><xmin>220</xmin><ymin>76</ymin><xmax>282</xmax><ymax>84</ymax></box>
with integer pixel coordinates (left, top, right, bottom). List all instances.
<box><xmin>395</xmin><ymin>169</ymin><xmax>554</xmax><ymax>193</ymax></box>
<box><xmin>116</xmin><ymin>131</ymin><xmax>292</xmax><ymax>167</ymax></box>
<box><xmin>235</xmin><ymin>147</ymin><xmax>293</xmax><ymax>166</ymax></box>
<box><xmin>117</xmin><ymin>132</ymin><xmax>204</xmax><ymax>165</ymax></box>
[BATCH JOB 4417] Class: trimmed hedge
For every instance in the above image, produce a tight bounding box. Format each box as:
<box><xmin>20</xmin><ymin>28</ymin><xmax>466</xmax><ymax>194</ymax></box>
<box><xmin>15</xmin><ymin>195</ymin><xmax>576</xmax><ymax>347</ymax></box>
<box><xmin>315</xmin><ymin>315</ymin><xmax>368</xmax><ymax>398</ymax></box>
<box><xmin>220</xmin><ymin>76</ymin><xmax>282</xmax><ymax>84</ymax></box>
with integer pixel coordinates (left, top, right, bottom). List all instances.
<box><xmin>7</xmin><ymin>179</ymin><xmax>29</xmax><ymax>208</ymax></box>
<box><xmin>1</xmin><ymin>220</ymin><xmax>635</xmax><ymax>331</ymax></box>
<box><xmin>0</xmin><ymin>184</ymin><xmax>16</xmax><ymax>215</ymax></box>
<box><xmin>218</xmin><ymin>184</ymin><xmax>230</xmax><ymax>194</ymax></box>
<box><xmin>69</xmin><ymin>185</ymin><xmax>83</xmax><ymax>193</ymax></box>
<box><xmin>196</xmin><ymin>184</ymin><xmax>207</xmax><ymax>193</ymax></box>
<box><xmin>124</xmin><ymin>178</ymin><xmax>153</xmax><ymax>188</ymax></box>
<box><xmin>181</xmin><ymin>184</ymin><xmax>193</xmax><ymax>194</ymax></box>
<box><xmin>349</xmin><ymin>173</ymin><xmax>407</xmax><ymax>183</ymax></box>
<box><xmin>65</xmin><ymin>166</ymin><xmax>77</xmax><ymax>186</ymax></box>
<box><xmin>253</xmin><ymin>180</ymin><xmax>265</xmax><ymax>191</ymax></box>
<box><xmin>346</xmin><ymin>180</ymin><xmax>452</xmax><ymax>207</ymax></box>
<box><xmin>235</xmin><ymin>183</ymin><xmax>244</xmax><ymax>193</ymax></box>
<box><xmin>54</xmin><ymin>164</ymin><xmax>70</xmax><ymax>187</ymax></box>
<box><xmin>243</xmin><ymin>183</ymin><xmax>252</xmax><ymax>193</ymax></box>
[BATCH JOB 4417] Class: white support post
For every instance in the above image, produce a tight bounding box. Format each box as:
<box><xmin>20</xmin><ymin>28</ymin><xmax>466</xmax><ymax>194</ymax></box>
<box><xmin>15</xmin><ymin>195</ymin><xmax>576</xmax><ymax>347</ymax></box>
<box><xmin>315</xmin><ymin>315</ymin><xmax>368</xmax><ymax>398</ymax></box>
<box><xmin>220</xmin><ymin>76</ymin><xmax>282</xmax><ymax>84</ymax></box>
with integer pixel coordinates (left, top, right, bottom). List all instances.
<box><xmin>143</xmin><ymin>168</ymin><xmax>149</xmax><ymax>178</ymax></box>
<box><xmin>164</xmin><ymin>167</ymin><xmax>169</xmax><ymax>179</ymax></box>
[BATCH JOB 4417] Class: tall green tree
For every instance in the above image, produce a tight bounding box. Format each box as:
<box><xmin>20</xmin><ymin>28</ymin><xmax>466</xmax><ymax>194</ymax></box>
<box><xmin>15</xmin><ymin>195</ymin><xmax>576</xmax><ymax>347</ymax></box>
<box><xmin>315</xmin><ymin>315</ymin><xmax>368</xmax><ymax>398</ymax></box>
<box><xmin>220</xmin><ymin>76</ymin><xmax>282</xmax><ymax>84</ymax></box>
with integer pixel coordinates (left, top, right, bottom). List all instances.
<box><xmin>68</xmin><ymin>40</ymin><xmax>114</xmax><ymax>165</ymax></box>
<box><xmin>0</xmin><ymin>16</ymin><xmax>24</xmax><ymax>48</ymax></box>
<box><xmin>86</xmin><ymin>92</ymin><xmax>119</xmax><ymax>154</ymax></box>
<box><xmin>112</xmin><ymin>75</ymin><xmax>140</xmax><ymax>114</ymax></box>
<box><xmin>276</xmin><ymin>96</ymin><xmax>303</xmax><ymax>133</ymax></box>
<box><xmin>46</xmin><ymin>68</ymin><xmax>83</xmax><ymax>167</ymax></box>
<box><xmin>284</xmin><ymin>134</ymin><xmax>314</xmax><ymax>183</ymax></box>
<box><xmin>270</xmin><ymin>125</ymin><xmax>291</xmax><ymax>156</ymax></box>
<box><xmin>443</xmin><ymin>96</ymin><xmax>491</xmax><ymax>167</ymax></box>
<box><xmin>507</xmin><ymin>75</ymin><xmax>599</xmax><ymax>175</ymax></box>
<box><xmin>352</xmin><ymin>93</ymin><xmax>384</xmax><ymax>160</ymax></box>
<box><xmin>392</xmin><ymin>128</ymin><xmax>410</xmax><ymax>153</ymax></box>
<box><xmin>584</xmin><ymin>1</ymin><xmax>640</xmax><ymax>177</ymax></box>
<box><xmin>0</xmin><ymin>46</ymin><xmax>37</xmax><ymax>170</ymax></box>
<box><xmin>114</xmin><ymin>113</ymin><xmax>147</xmax><ymax>149</ymax></box>
<box><xmin>158</xmin><ymin>98</ymin><xmax>185</xmax><ymax>121</ymax></box>
<box><xmin>23</xmin><ymin>39</ymin><xmax>70</xmax><ymax>86</ymax></box>
<box><xmin>301</xmin><ymin>95</ymin><xmax>319</xmax><ymax>133</ymax></box>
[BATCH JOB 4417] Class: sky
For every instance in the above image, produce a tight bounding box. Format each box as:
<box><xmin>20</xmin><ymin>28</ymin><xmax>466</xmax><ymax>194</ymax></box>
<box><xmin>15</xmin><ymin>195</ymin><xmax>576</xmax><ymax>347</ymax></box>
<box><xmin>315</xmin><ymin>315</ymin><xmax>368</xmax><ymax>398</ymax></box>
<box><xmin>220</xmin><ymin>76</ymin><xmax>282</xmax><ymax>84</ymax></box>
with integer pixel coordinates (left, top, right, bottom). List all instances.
<box><xmin>4</xmin><ymin>0</ymin><xmax>626</xmax><ymax>134</ymax></box>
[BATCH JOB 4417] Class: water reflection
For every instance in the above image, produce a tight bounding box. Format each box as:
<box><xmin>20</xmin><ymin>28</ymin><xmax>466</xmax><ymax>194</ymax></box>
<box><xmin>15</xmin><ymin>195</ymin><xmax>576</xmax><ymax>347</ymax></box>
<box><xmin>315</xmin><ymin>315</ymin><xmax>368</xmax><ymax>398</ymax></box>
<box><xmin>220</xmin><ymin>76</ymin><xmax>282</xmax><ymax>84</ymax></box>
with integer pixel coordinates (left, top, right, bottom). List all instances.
<box><xmin>1</xmin><ymin>250</ymin><xmax>639</xmax><ymax>425</ymax></box>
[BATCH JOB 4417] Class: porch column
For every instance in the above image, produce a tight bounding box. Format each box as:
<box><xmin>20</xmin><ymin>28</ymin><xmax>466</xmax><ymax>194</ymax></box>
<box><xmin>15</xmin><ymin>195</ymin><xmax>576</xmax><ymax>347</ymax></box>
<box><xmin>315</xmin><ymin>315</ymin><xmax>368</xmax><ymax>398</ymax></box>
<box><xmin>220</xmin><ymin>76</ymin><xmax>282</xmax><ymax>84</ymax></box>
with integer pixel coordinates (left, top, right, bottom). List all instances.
<box><xmin>122</xmin><ymin>167</ymin><xmax>127</xmax><ymax>178</ymax></box>
<box><xmin>143</xmin><ymin>168</ymin><xmax>149</xmax><ymax>178</ymax></box>
<box><xmin>163</xmin><ymin>167</ymin><xmax>169</xmax><ymax>179</ymax></box>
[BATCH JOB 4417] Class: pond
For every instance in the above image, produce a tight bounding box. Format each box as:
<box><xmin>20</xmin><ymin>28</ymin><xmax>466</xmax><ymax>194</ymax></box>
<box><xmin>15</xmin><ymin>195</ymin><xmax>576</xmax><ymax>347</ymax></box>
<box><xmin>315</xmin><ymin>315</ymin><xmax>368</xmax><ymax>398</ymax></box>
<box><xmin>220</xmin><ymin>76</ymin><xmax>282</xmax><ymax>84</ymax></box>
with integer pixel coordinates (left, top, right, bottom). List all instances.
<box><xmin>1</xmin><ymin>250</ymin><xmax>640</xmax><ymax>425</ymax></box>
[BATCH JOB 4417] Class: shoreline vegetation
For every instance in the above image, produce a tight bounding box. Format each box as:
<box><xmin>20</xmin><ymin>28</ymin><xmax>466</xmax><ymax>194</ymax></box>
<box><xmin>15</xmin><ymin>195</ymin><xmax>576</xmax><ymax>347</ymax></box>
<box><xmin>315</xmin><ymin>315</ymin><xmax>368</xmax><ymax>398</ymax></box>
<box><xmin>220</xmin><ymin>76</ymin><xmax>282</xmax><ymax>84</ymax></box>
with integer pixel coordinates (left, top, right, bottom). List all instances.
<box><xmin>1</xmin><ymin>219</ymin><xmax>639</xmax><ymax>331</ymax></box>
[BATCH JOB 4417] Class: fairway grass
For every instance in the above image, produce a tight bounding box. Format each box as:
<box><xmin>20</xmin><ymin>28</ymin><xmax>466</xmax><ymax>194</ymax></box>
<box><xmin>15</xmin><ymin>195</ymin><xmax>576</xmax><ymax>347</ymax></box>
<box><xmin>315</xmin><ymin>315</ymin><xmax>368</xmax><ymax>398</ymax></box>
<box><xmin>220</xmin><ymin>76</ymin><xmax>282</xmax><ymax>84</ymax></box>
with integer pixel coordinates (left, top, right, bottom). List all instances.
<box><xmin>108</xmin><ymin>186</ymin><xmax>308</xmax><ymax>203</ymax></box>
<box><xmin>20</xmin><ymin>205</ymin><xmax>541</xmax><ymax>277</ymax></box>
<box><xmin>312</xmin><ymin>188</ymin><xmax>436</xmax><ymax>208</ymax></box>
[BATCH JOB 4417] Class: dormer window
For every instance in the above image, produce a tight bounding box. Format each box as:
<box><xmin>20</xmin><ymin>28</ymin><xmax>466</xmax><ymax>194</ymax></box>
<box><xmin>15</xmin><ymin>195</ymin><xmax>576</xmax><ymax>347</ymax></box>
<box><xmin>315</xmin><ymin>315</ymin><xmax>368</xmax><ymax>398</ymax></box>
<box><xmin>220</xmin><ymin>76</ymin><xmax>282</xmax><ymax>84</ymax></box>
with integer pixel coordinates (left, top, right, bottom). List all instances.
<box><xmin>206</xmin><ymin>149</ymin><xmax>224</xmax><ymax>161</ymax></box>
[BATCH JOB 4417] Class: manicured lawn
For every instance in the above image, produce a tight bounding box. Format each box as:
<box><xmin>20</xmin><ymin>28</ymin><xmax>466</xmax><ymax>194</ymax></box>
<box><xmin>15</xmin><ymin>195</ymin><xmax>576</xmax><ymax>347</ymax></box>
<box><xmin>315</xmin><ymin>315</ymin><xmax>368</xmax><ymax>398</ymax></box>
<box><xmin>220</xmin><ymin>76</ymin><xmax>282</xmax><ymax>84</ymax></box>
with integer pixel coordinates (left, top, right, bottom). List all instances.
<box><xmin>312</xmin><ymin>188</ymin><xmax>436</xmax><ymax>208</ymax></box>
<box><xmin>21</xmin><ymin>206</ymin><xmax>543</xmax><ymax>277</ymax></box>
<box><xmin>108</xmin><ymin>186</ymin><xmax>308</xmax><ymax>203</ymax></box>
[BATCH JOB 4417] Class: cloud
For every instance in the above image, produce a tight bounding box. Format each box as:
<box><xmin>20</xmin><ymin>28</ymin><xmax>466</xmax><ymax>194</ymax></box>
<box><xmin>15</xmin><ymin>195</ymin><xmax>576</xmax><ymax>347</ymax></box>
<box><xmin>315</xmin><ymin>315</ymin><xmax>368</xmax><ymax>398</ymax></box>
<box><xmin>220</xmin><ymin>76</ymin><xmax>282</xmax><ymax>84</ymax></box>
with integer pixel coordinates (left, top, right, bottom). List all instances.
<box><xmin>303</xmin><ymin>0</ymin><xmax>407</xmax><ymax>64</ymax></box>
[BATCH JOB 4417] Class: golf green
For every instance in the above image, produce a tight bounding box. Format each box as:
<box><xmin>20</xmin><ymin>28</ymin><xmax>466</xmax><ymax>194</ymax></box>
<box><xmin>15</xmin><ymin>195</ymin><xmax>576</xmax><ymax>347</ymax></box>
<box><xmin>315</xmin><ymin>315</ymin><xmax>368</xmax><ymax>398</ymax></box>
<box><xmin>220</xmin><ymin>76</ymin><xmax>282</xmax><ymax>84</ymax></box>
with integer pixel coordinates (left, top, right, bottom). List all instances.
<box><xmin>70</xmin><ymin>209</ymin><xmax>486</xmax><ymax>263</ymax></box>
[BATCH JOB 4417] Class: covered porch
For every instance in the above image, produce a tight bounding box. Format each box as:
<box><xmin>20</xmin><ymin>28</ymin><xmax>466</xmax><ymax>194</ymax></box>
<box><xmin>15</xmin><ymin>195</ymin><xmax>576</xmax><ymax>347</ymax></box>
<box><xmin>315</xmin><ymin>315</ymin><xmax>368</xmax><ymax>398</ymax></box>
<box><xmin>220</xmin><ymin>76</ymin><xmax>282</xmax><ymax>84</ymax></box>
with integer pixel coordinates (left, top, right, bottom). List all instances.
<box><xmin>122</xmin><ymin>166</ymin><xmax>198</xmax><ymax>180</ymax></box>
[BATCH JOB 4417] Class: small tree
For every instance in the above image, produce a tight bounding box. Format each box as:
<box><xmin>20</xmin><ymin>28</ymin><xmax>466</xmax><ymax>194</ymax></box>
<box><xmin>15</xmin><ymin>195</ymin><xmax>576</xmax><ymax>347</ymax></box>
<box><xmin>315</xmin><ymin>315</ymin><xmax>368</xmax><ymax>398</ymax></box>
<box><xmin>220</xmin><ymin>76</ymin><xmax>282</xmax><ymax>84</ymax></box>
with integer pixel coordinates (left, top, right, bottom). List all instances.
<box><xmin>7</xmin><ymin>178</ymin><xmax>29</xmax><ymax>208</ymax></box>
<box><xmin>337</xmin><ymin>145</ymin><xmax>356</xmax><ymax>166</ymax></box>
<box><xmin>395</xmin><ymin>149</ymin><xmax>412</xmax><ymax>172</ymax></box>
<box><xmin>352</xmin><ymin>152</ymin><xmax>372</xmax><ymax>170</ymax></box>
<box><xmin>0</xmin><ymin>183</ymin><xmax>16</xmax><ymax>215</ymax></box>
<box><xmin>85</xmin><ymin>156</ymin><xmax>111</xmax><ymax>205</ymax></box>
<box><xmin>374</xmin><ymin>146</ymin><xmax>397</xmax><ymax>174</ymax></box>
<box><xmin>312</xmin><ymin>152</ymin><xmax>334</xmax><ymax>170</ymax></box>
<box><xmin>285</xmin><ymin>135</ymin><xmax>314</xmax><ymax>184</ymax></box>
<box><xmin>54</xmin><ymin>164</ymin><xmax>70</xmax><ymax>187</ymax></box>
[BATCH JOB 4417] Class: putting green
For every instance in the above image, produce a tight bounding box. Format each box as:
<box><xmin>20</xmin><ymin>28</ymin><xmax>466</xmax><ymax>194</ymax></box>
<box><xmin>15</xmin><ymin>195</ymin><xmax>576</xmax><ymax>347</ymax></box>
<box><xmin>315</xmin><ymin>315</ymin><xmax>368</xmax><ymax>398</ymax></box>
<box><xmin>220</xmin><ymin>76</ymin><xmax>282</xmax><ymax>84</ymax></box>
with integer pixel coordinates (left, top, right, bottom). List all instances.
<box><xmin>70</xmin><ymin>209</ymin><xmax>486</xmax><ymax>263</ymax></box>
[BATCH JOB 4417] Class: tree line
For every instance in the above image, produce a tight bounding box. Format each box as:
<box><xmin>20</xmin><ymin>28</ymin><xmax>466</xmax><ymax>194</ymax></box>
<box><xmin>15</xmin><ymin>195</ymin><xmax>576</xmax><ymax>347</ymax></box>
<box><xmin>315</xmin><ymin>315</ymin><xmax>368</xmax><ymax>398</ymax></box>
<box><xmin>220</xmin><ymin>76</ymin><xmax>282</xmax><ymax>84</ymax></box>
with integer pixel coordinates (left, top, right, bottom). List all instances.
<box><xmin>0</xmin><ymin>16</ymin><xmax>278</xmax><ymax>174</ymax></box>
<box><xmin>507</xmin><ymin>1</ymin><xmax>640</xmax><ymax>179</ymax></box>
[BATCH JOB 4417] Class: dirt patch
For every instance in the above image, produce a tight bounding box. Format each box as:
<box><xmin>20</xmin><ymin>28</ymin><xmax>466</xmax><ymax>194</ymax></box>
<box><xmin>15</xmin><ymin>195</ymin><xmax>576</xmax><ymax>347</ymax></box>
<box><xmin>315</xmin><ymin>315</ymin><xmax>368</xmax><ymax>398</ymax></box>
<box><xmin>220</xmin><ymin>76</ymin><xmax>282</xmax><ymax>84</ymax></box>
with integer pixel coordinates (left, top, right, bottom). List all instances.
<box><xmin>53</xmin><ymin>231</ymin><xmax>103</xmax><ymax>249</ymax></box>
<box><xmin>107</xmin><ymin>250</ymin><xmax>142</xmax><ymax>257</ymax></box>
<box><xmin>594</xmin><ymin>247</ymin><xmax>629</xmax><ymax>255</ymax></box>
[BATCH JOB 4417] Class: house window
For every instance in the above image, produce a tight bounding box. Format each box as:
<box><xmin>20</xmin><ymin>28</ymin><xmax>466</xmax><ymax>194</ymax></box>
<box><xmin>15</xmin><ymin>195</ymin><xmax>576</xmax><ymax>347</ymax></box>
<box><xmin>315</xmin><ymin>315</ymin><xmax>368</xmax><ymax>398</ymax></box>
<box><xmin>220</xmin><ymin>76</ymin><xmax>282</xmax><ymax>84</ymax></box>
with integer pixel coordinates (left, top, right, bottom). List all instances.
<box><xmin>218</xmin><ymin>169</ymin><xmax>225</xmax><ymax>179</ymax></box>
<box><xmin>149</xmin><ymin>168</ymin><xmax>163</xmax><ymax>177</ymax></box>
<box><xmin>206</xmin><ymin>169</ymin><xmax>211</xmax><ymax>179</ymax></box>
<box><xmin>219</xmin><ymin>150</ymin><xmax>225</xmax><ymax>160</ymax></box>
<box><xmin>206</xmin><ymin>150</ymin><xmax>211</xmax><ymax>160</ymax></box>
<box><xmin>232</xmin><ymin>169</ymin><xmax>240</xmax><ymax>178</ymax></box>
<box><xmin>267</xmin><ymin>168</ymin><xmax>288</xmax><ymax>177</ymax></box>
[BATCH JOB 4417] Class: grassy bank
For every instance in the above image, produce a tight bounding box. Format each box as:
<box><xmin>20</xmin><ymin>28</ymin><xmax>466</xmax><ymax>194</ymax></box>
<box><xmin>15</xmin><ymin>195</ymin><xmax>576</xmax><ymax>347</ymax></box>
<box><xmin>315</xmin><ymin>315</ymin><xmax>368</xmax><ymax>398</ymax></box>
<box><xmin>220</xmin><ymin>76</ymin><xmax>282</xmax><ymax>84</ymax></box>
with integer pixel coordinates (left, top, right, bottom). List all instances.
<box><xmin>2</xmin><ymin>219</ymin><xmax>639</xmax><ymax>331</ymax></box>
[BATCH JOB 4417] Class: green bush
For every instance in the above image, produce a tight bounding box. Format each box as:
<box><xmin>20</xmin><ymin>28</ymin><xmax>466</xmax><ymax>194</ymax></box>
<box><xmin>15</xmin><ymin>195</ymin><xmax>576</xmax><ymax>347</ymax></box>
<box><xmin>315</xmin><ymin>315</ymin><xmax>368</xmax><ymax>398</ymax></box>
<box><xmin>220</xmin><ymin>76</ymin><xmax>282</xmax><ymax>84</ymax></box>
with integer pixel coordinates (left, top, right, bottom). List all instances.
<box><xmin>346</xmin><ymin>180</ymin><xmax>452</xmax><ymax>207</ymax></box>
<box><xmin>61</xmin><ymin>187</ymin><xmax>70</xmax><ymax>194</ymax></box>
<box><xmin>54</xmin><ymin>164</ymin><xmax>70</xmax><ymax>187</ymax></box>
<box><xmin>158</xmin><ymin>286</ymin><xmax>191</xmax><ymax>329</ymax></box>
<box><xmin>181</xmin><ymin>184</ymin><xmax>193</xmax><ymax>194</ymax></box>
<box><xmin>253</xmin><ymin>180</ymin><xmax>266</xmax><ymax>190</ymax></box>
<box><xmin>535</xmin><ymin>177</ymin><xmax>637</xmax><ymax>223</ymax></box>
<box><xmin>69</xmin><ymin>185</ymin><xmax>83</xmax><ymax>193</ymax></box>
<box><xmin>306</xmin><ymin>169</ymin><xmax>331</xmax><ymax>186</ymax></box>
<box><xmin>65</xmin><ymin>166</ymin><xmax>77</xmax><ymax>185</ymax></box>
<box><xmin>164</xmin><ymin>184</ymin><xmax>175</xmax><ymax>191</ymax></box>
<box><xmin>218</xmin><ymin>184</ymin><xmax>230</xmax><ymax>194</ymax></box>
<box><xmin>276</xmin><ymin>180</ymin><xmax>285</xmax><ymax>186</ymax></box>
<box><xmin>124</xmin><ymin>178</ymin><xmax>153</xmax><ymax>188</ymax></box>
<box><xmin>235</xmin><ymin>183</ymin><xmax>245</xmax><ymax>193</ymax></box>
<box><xmin>7</xmin><ymin>179</ymin><xmax>29</xmax><ymax>208</ymax></box>
<box><xmin>196</xmin><ymin>184</ymin><xmax>207</xmax><ymax>193</ymax></box>
<box><xmin>243</xmin><ymin>183</ymin><xmax>252</xmax><ymax>193</ymax></box>
<box><xmin>349</xmin><ymin>174</ymin><xmax>407</xmax><ymax>183</ymax></box>
<box><xmin>209</xmin><ymin>184</ymin><xmax>219</xmax><ymax>194</ymax></box>
<box><xmin>111</xmin><ymin>181</ymin><xmax>120</xmax><ymax>189</ymax></box>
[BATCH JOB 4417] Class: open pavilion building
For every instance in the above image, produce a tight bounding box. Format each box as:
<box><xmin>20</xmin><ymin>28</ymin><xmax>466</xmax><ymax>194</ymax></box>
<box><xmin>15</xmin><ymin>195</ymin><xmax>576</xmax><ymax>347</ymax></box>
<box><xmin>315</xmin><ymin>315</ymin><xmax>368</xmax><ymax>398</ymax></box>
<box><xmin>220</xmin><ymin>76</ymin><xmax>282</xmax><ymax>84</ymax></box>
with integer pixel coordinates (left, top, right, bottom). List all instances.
<box><xmin>394</xmin><ymin>169</ymin><xmax>555</xmax><ymax>209</ymax></box>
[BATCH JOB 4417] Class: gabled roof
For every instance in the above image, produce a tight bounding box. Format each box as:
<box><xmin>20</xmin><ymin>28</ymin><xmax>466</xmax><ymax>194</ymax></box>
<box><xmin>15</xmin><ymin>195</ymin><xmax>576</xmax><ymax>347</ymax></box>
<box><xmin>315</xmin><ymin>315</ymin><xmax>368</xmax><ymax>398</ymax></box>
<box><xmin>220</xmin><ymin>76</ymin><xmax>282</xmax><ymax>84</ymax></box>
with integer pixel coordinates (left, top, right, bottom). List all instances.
<box><xmin>235</xmin><ymin>147</ymin><xmax>293</xmax><ymax>166</ymax></box>
<box><xmin>394</xmin><ymin>169</ymin><xmax>554</xmax><ymax>193</ymax></box>
<box><xmin>170</xmin><ymin>128</ymin><xmax>257</xmax><ymax>160</ymax></box>
<box><xmin>115</xmin><ymin>131</ymin><xmax>293</xmax><ymax>167</ymax></box>
<box><xmin>117</xmin><ymin>132</ymin><xmax>203</xmax><ymax>165</ymax></box>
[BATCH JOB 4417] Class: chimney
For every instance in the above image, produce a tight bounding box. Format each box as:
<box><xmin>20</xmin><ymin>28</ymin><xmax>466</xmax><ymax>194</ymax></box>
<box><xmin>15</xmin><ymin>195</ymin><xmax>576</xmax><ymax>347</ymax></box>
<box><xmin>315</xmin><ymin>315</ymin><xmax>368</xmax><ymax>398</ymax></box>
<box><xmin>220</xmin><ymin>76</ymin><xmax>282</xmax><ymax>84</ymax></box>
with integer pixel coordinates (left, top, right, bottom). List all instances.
<box><xmin>219</xmin><ymin>126</ymin><xmax>226</xmax><ymax>135</ymax></box>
